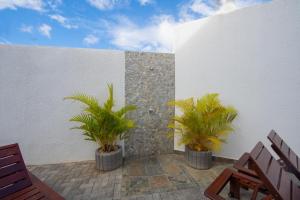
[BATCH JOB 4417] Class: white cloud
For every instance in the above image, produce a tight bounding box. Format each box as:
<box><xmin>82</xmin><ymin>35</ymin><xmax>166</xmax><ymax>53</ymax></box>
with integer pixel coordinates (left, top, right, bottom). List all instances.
<box><xmin>179</xmin><ymin>0</ymin><xmax>243</xmax><ymax>22</ymax></box>
<box><xmin>0</xmin><ymin>0</ymin><xmax>44</xmax><ymax>11</ymax></box>
<box><xmin>49</xmin><ymin>14</ymin><xmax>78</xmax><ymax>29</ymax></box>
<box><xmin>38</xmin><ymin>24</ymin><xmax>52</xmax><ymax>38</ymax></box>
<box><xmin>138</xmin><ymin>0</ymin><xmax>153</xmax><ymax>6</ymax></box>
<box><xmin>108</xmin><ymin>15</ymin><xmax>176</xmax><ymax>52</ymax></box>
<box><xmin>83</xmin><ymin>34</ymin><xmax>99</xmax><ymax>45</ymax></box>
<box><xmin>86</xmin><ymin>0</ymin><xmax>266</xmax><ymax>52</ymax></box>
<box><xmin>20</xmin><ymin>25</ymin><xmax>33</xmax><ymax>33</ymax></box>
<box><xmin>87</xmin><ymin>0</ymin><xmax>124</xmax><ymax>10</ymax></box>
<box><xmin>47</xmin><ymin>0</ymin><xmax>62</xmax><ymax>10</ymax></box>
<box><xmin>0</xmin><ymin>37</ymin><xmax>11</xmax><ymax>45</ymax></box>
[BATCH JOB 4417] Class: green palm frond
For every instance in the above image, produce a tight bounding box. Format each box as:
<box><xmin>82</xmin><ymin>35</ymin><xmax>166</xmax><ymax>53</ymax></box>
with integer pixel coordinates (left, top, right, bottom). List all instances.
<box><xmin>168</xmin><ymin>93</ymin><xmax>237</xmax><ymax>152</ymax></box>
<box><xmin>65</xmin><ymin>84</ymin><xmax>136</xmax><ymax>152</ymax></box>
<box><xmin>104</xmin><ymin>84</ymin><xmax>114</xmax><ymax>110</ymax></box>
<box><xmin>64</xmin><ymin>93</ymin><xmax>100</xmax><ymax>110</ymax></box>
<box><xmin>116</xmin><ymin>105</ymin><xmax>137</xmax><ymax>117</ymax></box>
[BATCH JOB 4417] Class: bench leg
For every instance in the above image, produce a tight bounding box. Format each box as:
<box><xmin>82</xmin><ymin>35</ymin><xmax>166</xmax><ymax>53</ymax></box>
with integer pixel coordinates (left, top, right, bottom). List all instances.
<box><xmin>229</xmin><ymin>178</ymin><xmax>240</xmax><ymax>199</ymax></box>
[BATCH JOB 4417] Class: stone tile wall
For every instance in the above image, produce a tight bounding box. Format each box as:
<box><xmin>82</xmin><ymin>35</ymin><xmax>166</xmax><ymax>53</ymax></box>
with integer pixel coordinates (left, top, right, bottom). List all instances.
<box><xmin>125</xmin><ymin>51</ymin><xmax>175</xmax><ymax>158</ymax></box>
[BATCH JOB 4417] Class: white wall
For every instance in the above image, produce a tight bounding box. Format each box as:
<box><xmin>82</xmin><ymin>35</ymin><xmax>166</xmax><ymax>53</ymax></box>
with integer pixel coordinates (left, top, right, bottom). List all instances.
<box><xmin>175</xmin><ymin>0</ymin><xmax>300</xmax><ymax>159</ymax></box>
<box><xmin>0</xmin><ymin>45</ymin><xmax>125</xmax><ymax>165</ymax></box>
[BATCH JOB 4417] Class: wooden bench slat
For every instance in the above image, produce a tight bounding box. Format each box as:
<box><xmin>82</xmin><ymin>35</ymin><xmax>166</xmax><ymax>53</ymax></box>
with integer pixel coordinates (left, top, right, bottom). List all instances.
<box><xmin>233</xmin><ymin>153</ymin><xmax>258</xmax><ymax>177</ymax></box>
<box><xmin>26</xmin><ymin>192</ymin><xmax>46</xmax><ymax>200</ymax></box>
<box><xmin>267</xmin><ymin>130</ymin><xmax>276</xmax><ymax>140</ymax></box>
<box><xmin>14</xmin><ymin>188</ymin><xmax>43</xmax><ymax>200</ymax></box>
<box><xmin>273</xmin><ymin>134</ymin><xmax>282</xmax><ymax>148</ymax></box>
<box><xmin>0</xmin><ymin>147</ymin><xmax>19</xmax><ymax>159</ymax></box>
<box><xmin>255</xmin><ymin>147</ymin><xmax>272</xmax><ymax>173</ymax></box>
<box><xmin>292</xmin><ymin>182</ymin><xmax>300</xmax><ymax>200</ymax></box>
<box><xmin>0</xmin><ymin>171</ymin><xmax>27</xmax><ymax>188</ymax></box>
<box><xmin>29</xmin><ymin>173</ymin><xmax>64</xmax><ymax>200</ymax></box>
<box><xmin>0</xmin><ymin>178</ymin><xmax>32</xmax><ymax>199</ymax></box>
<box><xmin>268</xmin><ymin>130</ymin><xmax>300</xmax><ymax>180</ymax></box>
<box><xmin>249</xmin><ymin>142</ymin><xmax>289</xmax><ymax>200</ymax></box>
<box><xmin>0</xmin><ymin>155</ymin><xmax>21</xmax><ymax>168</ymax></box>
<box><xmin>266</xmin><ymin>158</ymin><xmax>281</xmax><ymax>190</ymax></box>
<box><xmin>0</xmin><ymin>144</ymin><xmax>63</xmax><ymax>200</ymax></box>
<box><xmin>280</xmin><ymin>141</ymin><xmax>289</xmax><ymax>158</ymax></box>
<box><xmin>12</xmin><ymin>188</ymin><xmax>40</xmax><ymax>200</ymax></box>
<box><xmin>2</xmin><ymin>186</ymin><xmax>36</xmax><ymax>200</ymax></box>
<box><xmin>250</xmin><ymin>142</ymin><xmax>264</xmax><ymax>159</ymax></box>
<box><xmin>278</xmin><ymin>170</ymin><xmax>291</xmax><ymax>200</ymax></box>
<box><xmin>204</xmin><ymin>168</ymin><xmax>234</xmax><ymax>200</ymax></box>
<box><xmin>289</xmin><ymin>150</ymin><xmax>298</xmax><ymax>169</ymax></box>
<box><xmin>0</xmin><ymin>163</ymin><xmax>25</xmax><ymax>178</ymax></box>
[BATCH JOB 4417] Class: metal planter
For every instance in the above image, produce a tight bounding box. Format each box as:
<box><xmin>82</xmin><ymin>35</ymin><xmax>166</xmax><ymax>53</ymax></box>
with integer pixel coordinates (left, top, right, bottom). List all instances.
<box><xmin>95</xmin><ymin>146</ymin><xmax>123</xmax><ymax>171</ymax></box>
<box><xmin>185</xmin><ymin>146</ymin><xmax>212</xmax><ymax>169</ymax></box>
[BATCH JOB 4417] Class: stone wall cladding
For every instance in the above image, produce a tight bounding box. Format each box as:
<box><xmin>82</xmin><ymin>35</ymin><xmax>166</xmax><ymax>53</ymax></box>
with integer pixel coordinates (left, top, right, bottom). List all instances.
<box><xmin>125</xmin><ymin>51</ymin><xmax>175</xmax><ymax>158</ymax></box>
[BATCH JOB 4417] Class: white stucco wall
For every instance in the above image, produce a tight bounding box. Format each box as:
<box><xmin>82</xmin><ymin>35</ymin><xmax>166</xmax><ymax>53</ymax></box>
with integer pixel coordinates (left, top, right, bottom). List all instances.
<box><xmin>0</xmin><ymin>45</ymin><xmax>125</xmax><ymax>165</ymax></box>
<box><xmin>174</xmin><ymin>0</ymin><xmax>300</xmax><ymax>159</ymax></box>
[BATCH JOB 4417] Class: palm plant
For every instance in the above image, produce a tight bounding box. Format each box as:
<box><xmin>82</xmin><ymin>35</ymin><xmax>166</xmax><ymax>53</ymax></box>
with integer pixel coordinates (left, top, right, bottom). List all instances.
<box><xmin>64</xmin><ymin>84</ymin><xmax>136</xmax><ymax>153</ymax></box>
<box><xmin>168</xmin><ymin>93</ymin><xmax>237</xmax><ymax>152</ymax></box>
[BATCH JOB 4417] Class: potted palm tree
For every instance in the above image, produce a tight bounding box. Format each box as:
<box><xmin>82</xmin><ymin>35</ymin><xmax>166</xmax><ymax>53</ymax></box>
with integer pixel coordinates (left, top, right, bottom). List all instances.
<box><xmin>65</xmin><ymin>84</ymin><xmax>136</xmax><ymax>171</ymax></box>
<box><xmin>168</xmin><ymin>93</ymin><xmax>237</xmax><ymax>169</ymax></box>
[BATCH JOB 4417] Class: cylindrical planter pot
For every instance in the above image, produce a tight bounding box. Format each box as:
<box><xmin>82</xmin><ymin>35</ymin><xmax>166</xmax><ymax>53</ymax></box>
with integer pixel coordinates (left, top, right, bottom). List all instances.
<box><xmin>95</xmin><ymin>146</ymin><xmax>123</xmax><ymax>171</ymax></box>
<box><xmin>185</xmin><ymin>146</ymin><xmax>212</xmax><ymax>169</ymax></box>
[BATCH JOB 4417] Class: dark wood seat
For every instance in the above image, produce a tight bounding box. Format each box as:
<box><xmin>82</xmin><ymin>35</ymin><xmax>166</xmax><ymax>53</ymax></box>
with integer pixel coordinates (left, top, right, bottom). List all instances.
<box><xmin>268</xmin><ymin>130</ymin><xmax>300</xmax><ymax>180</ymax></box>
<box><xmin>205</xmin><ymin>142</ymin><xmax>300</xmax><ymax>200</ymax></box>
<box><xmin>233</xmin><ymin>130</ymin><xmax>300</xmax><ymax>181</ymax></box>
<box><xmin>0</xmin><ymin>144</ymin><xmax>64</xmax><ymax>200</ymax></box>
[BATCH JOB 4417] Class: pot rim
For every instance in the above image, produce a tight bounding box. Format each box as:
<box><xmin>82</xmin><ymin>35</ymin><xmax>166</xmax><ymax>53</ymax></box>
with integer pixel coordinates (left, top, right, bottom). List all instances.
<box><xmin>96</xmin><ymin>145</ymin><xmax>122</xmax><ymax>155</ymax></box>
<box><xmin>185</xmin><ymin>145</ymin><xmax>212</xmax><ymax>153</ymax></box>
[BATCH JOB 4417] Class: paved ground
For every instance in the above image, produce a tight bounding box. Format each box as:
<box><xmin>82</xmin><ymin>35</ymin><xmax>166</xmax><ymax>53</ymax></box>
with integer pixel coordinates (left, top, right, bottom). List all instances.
<box><xmin>28</xmin><ymin>154</ymin><xmax>263</xmax><ymax>200</ymax></box>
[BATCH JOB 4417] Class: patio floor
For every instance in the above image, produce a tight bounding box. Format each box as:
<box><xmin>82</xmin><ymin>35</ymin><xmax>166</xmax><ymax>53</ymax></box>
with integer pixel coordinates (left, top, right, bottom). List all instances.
<box><xmin>27</xmin><ymin>154</ymin><xmax>261</xmax><ymax>200</ymax></box>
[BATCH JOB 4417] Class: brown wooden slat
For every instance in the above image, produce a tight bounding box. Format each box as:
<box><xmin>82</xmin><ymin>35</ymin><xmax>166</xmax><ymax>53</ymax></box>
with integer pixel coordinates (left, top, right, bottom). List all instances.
<box><xmin>0</xmin><ymin>144</ymin><xmax>19</xmax><ymax>150</ymax></box>
<box><xmin>0</xmin><ymin>163</ymin><xmax>24</xmax><ymax>178</ymax></box>
<box><xmin>273</xmin><ymin>134</ymin><xmax>282</xmax><ymax>148</ymax></box>
<box><xmin>29</xmin><ymin>172</ymin><xmax>64</xmax><ymax>200</ymax></box>
<box><xmin>292</xmin><ymin>182</ymin><xmax>300</xmax><ymax>200</ymax></box>
<box><xmin>0</xmin><ymin>147</ymin><xmax>19</xmax><ymax>158</ymax></box>
<box><xmin>267</xmin><ymin>130</ymin><xmax>276</xmax><ymax>140</ymax></box>
<box><xmin>249</xmin><ymin>142</ymin><xmax>285</xmax><ymax>200</ymax></box>
<box><xmin>0</xmin><ymin>155</ymin><xmax>21</xmax><ymax>168</ymax></box>
<box><xmin>13</xmin><ymin>188</ymin><xmax>42</xmax><ymax>200</ymax></box>
<box><xmin>255</xmin><ymin>147</ymin><xmax>272</xmax><ymax>173</ymax></box>
<box><xmin>266</xmin><ymin>158</ymin><xmax>281</xmax><ymax>190</ymax></box>
<box><xmin>250</xmin><ymin>142</ymin><xmax>264</xmax><ymax>159</ymax></box>
<box><xmin>233</xmin><ymin>153</ymin><xmax>258</xmax><ymax>177</ymax></box>
<box><xmin>0</xmin><ymin>144</ymin><xmax>63</xmax><ymax>200</ymax></box>
<box><xmin>26</xmin><ymin>192</ymin><xmax>45</xmax><ymax>200</ymax></box>
<box><xmin>0</xmin><ymin>178</ymin><xmax>32</xmax><ymax>199</ymax></box>
<box><xmin>289</xmin><ymin>150</ymin><xmax>298</xmax><ymax>169</ymax></box>
<box><xmin>280</xmin><ymin>141</ymin><xmax>289</xmax><ymax>158</ymax></box>
<box><xmin>0</xmin><ymin>171</ymin><xmax>27</xmax><ymax>188</ymax></box>
<box><xmin>278</xmin><ymin>170</ymin><xmax>291</xmax><ymax>200</ymax></box>
<box><xmin>2</xmin><ymin>186</ymin><xmax>36</xmax><ymax>200</ymax></box>
<box><xmin>204</xmin><ymin>168</ymin><xmax>233</xmax><ymax>200</ymax></box>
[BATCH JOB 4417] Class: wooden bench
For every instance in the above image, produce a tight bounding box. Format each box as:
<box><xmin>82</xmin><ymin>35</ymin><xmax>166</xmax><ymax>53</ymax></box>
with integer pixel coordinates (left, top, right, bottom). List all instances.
<box><xmin>0</xmin><ymin>144</ymin><xmax>64</xmax><ymax>200</ymax></box>
<box><xmin>205</xmin><ymin>142</ymin><xmax>300</xmax><ymax>200</ymax></box>
<box><xmin>268</xmin><ymin>130</ymin><xmax>300</xmax><ymax>180</ymax></box>
<box><xmin>233</xmin><ymin>130</ymin><xmax>300</xmax><ymax>180</ymax></box>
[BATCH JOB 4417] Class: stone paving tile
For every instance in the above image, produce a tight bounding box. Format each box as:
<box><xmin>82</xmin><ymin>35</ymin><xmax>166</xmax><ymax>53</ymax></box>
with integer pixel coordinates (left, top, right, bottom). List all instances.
<box><xmin>28</xmin><ymin>154</ymin><xmax>267</xmax><ymax>199</ymax></box>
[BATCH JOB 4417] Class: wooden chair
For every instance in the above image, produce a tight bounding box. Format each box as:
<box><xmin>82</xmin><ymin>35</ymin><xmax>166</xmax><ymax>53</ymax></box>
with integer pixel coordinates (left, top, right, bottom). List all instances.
<box><xmin>0</xmin><ymin>143</ymin><xmax>64</xmax><ymax>200</ymax></box>
<box><xmin>204</xmin><ymin>142</ymin><xmax>300</xmax><ymax>200</ymax></box>
<box><xmin>233</xmin><ymin>130</ymin><xmax>300</xmax><ymax>181</ymax></box>
<box><xmin>268</xmin><ymin>130</ymin><xmax>300</xmax><ymax>180</ymax></box>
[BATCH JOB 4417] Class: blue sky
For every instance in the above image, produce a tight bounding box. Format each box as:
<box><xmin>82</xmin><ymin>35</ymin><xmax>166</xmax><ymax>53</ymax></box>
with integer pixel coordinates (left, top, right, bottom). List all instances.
<box><xmin>0</xmin><ymin>0</ymin><xmax>271</xmax><ymax>52</ymax></box>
